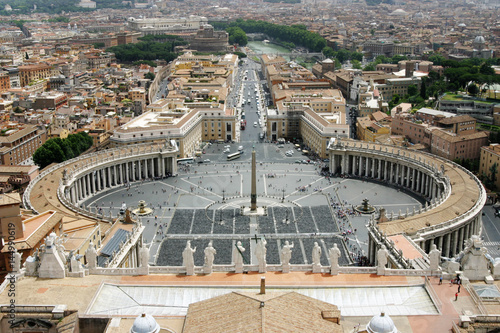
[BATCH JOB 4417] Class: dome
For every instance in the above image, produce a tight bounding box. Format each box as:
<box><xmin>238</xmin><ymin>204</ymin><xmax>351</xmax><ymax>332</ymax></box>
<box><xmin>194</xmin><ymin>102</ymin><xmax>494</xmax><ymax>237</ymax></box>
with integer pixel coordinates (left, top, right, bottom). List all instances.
<box><xmin>367</xmin><ymin>312</ymin><xmax>397</xmax><ymax>333</ymax></box>
<box><xmin>458</xmin><ymin>23</ymin><xmax>466</xmax><ymax>27</ymax></box>
<box><xmin>130</xmin><ymin>313</ymin><xmax>160</xmax><ymax>333</ymax></box>
<box><xmin>389</xmin><ymin>9</ymin><xmax>408</xmax><ymax>16</ymax></box>
<box><xmin>474</xmin><ymin>36</ymin><xmax>485</xmax><ymax>44</ymax></box>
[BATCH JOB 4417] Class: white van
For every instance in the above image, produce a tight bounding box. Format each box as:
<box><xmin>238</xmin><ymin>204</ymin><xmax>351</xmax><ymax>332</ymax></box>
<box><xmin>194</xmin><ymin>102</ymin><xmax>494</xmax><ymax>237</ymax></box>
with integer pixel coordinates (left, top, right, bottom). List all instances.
<box><xmin>238</xmin><ymin>146</ymin><xmax>244</xmax><ymax>151</ymax></box>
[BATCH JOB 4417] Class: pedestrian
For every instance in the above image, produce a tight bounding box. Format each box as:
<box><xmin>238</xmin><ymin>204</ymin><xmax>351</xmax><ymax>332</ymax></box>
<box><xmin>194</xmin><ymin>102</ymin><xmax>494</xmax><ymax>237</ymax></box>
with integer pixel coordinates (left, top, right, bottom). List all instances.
<box><xmin>455</xmin><ymin>292</ymin><xmax>458</xmax><ymax>301</ymax></box>
<box><xmin>458</xmin><ymin>284</ymin><xmax>461</xmax><ymax>293</ymax></box>
<box><xmin>439</xmin><ymin>276</ymin><xmax>443</xmax><ymax>285</ymax></box>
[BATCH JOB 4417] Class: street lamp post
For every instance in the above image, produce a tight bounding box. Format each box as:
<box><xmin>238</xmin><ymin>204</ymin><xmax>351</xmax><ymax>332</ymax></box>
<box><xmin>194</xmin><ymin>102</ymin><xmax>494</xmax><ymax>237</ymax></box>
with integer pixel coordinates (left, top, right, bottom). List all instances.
<box><xmin>282</xmin><ymin>188</ymin><xmax>286</xmax><ymax>203</ymax></box>
<box><xmin>222</xmin><ymin>189</ymin><xmax>226</xmax><ymax>203</ymax></box>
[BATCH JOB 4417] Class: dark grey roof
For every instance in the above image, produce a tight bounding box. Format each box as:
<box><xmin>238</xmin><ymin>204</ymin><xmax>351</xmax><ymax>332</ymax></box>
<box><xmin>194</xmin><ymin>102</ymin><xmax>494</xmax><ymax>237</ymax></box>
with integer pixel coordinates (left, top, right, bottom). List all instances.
<box><xmin>100</xmin><ymin>228</ymin><xmax>130</xmax><ymax>257</ymax></box>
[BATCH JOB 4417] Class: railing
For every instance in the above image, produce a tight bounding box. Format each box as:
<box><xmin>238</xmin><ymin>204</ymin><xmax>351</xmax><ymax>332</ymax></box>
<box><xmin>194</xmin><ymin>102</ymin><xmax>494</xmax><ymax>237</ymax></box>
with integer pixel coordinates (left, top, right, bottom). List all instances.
<box><xmin>464</xmin><ymin>281</ymin><xmax>488</xmax><ymax>315</ymax></box>
<box><xmin>0</xmin><ymin>271</ymin><xmax>23</xmax><ymax>295</ymax></box>
<box><xmin>451</xmin><ymin>321</ymin><xmax>461</xmax><ymax>332</ymax></box>
<box><xmin>425</xmin><ymin>276</ymin><xmax>443</xmax><ymax>312</ymax></box>
<box><xmin>90</xmin><ymin>267</ymin><xmax>148</xmax><ymax>276</ymax></box>
<box><xmin>144</xmin><ymin>265</ymin><xmax>453</xmax><ymax>276</ymax></box>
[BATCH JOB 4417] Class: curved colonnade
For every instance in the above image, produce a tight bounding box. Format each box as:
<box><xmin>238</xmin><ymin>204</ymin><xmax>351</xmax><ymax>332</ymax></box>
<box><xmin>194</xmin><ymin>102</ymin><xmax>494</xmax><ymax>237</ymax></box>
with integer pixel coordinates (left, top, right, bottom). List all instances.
<box><xmin>328</xmin><ymin>139</ymin><xmax>486</xmax><ymax>260</ymax></box>
<box><xmin>23</xmin><ymin>142</ymin><xmax>178</xmax><ymax>225</ymax></box>
<box><xmin>23</xmin><ymin>138</ymin><xmax>486</xmax><ymax>267</ymax></box>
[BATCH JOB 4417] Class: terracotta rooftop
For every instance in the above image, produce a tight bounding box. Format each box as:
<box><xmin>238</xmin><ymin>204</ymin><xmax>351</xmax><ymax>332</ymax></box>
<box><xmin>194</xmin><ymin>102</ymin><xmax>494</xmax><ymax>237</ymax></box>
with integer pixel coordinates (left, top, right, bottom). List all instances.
<box><xmin>183</xmin><ymin>291</ymin><xmax>342</xmax><ymax>333</ymax></box>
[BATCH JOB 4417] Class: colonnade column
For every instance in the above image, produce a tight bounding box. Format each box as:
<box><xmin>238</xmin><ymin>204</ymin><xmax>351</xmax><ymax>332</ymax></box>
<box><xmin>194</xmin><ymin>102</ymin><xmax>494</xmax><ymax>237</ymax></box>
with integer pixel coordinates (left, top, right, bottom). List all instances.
<box><xmin>416</xmin><ymin>171</ymin><xmax>421</xmax><ymax>193</ymax></box>
<box><xmin>390</xmin><ymin>162</ymin><xmax>394</xmax><ymax>183</ymax></box>
<box><xmin>377</xmin><ymin>158</ymin><xmax>382</xmax><ymax>179</ymax></box>
<box><xmin>458</xmin><ymin>227</ymin><xmax>464</xmax><ymax>252</ymax></box>
<box><xmin>107</xmin><ymin>166</ymin><xmax>112</xmax><ymax>187</ymax></box>
<box><xmin>365</xmin><ymin>156</ymin><xmax>369</xmax><ymax>177</ymax></box>
<box><xmin>464</xmin><ymin>223</ymin><xmax>470</xmax><ymax>241</ymax></box>
<box><xmin>444</xmin><ymin>233</ymin><xmax>451</xmax><ymax>257</ymax></box>
<box><xmin>76</xmin><ymin>179</ymin><xmax>81</xmax><ymax>201</ymax></box>
<box><xmin>90</xmin><ymin>172</ymin><xmax>95</xmax><ymax>194</ymax></box>
<box><xmin>451</xmin><ymin>229</ymin><xmax>459</xmax><ymax>256</ymax></box>
<box><xmin>85</xmin><ymin>174</ymin><xmax>90</xmax><ymax>198</ymax></box>
<box><xmin>370</xmin><ymin>157</ymin><xmax>375</xmax><ymax>178</ymax></box>
<box><xmin>70</xmin><ymin>186</ymin><xmax>75</xmax><ymax>203</ymax></box>
<box><xmin>438</xmin><ymin>236</ymin><xmax>444</xmax><ymax>252</ymax></box>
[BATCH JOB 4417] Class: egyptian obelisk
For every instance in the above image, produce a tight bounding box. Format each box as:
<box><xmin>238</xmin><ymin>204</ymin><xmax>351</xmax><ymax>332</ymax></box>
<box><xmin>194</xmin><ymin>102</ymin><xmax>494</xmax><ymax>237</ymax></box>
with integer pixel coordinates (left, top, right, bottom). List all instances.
<box><xmin>251</xmin><ymin>145</ymin><xmax>257</xmax><ymax>211</ymax></box>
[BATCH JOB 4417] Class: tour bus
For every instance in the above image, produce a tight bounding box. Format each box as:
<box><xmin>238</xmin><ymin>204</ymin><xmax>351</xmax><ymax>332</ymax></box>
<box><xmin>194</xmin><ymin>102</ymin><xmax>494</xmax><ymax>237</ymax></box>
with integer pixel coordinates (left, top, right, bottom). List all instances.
<box><xmin>177</xmin><ymin>157</ymin><xmax>195</xmax><ymax>165</ymax></box>
<box><xmin>227</xmin><ymin>151</ymin><xmax>242</xmax><ymax>161</ymax></box>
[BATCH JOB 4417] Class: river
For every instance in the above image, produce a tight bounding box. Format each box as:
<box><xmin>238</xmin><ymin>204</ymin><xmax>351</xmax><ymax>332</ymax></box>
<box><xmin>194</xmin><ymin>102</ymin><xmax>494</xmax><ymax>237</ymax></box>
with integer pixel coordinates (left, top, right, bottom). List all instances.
<box><xmin>246</xmin><ymin>41</ymin><xmax>316</xmax><ymax>69</ymax></box>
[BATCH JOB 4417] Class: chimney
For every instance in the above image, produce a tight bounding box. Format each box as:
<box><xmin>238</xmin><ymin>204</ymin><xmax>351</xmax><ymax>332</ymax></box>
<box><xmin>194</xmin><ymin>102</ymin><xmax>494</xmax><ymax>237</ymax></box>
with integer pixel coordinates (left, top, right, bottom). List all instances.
<box><xmin>260</xmin><ymin>276</ymin><xmax>266</xmax><ymax>294</ymax></box>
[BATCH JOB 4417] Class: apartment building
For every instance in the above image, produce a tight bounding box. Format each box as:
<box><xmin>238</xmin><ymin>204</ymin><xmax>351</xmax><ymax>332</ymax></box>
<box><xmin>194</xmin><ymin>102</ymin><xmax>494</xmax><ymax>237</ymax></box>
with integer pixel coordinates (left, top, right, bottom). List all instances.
<box><xmin>32</xmin><ymin>93</ymin><xmax>68</xmax><ymax>110</ymax></box>
<box><xmin>18</xmin><ymin>64</ymin><xmax>53</xmax><ymax>87</ymax></box>
<box><xmin>0</xmin><ymin>123</ymin><xmax>47</xmax><ymax>166</ymax></box>
<box><xmin>356</xmin><ymin>112</ymin><xmax>391</xmax><ymax>143</ymax></box>
<box><xmin>392</xmin><ymin>107</ymin><xmax>488</xmax><ymax>161</ymax></box>
<box><xmin>479</xmin><ymin>144</ymin><xmax>500</xmax><ymax>190</ymax></box>
<box><xmin>267</xmin><ymin>90</ymin><xmax>349</xmax><ymax>159</ymax></box>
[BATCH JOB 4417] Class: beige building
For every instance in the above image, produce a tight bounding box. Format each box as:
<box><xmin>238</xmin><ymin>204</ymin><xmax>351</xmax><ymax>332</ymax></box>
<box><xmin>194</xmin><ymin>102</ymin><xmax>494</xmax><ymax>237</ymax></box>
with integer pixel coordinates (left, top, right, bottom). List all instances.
<box><xmin>268</xmin><ymin>89</ymin><xmax>349</xmax><ymax>158</ymax></box>
<box><xmin>18</xmin><ymin>63</ymin><xmax>54</xmax><ymax>87</ymax></box>
<box><xmin>356</xmin><ymin>114</ymin><xmax>391</xmax><ymax>143</ymax></box>
<box><xmin>392</xmin><ymin>108</ymin><xmax>488</xmax><ymax>161</ymax></box>
<box><xmin>110</xmin><ymin>101</ymin><xmax>204</xmax><ymax>158</ymax></box>
<box><xmin>480</xmin><ymin>144</ymin><xmax>500</xmax><ymax>190</ymax></box>
<box><xmin>0</xmin><ymin>123</ymin><xmax>47</xmax><ymax>166</ymax></box>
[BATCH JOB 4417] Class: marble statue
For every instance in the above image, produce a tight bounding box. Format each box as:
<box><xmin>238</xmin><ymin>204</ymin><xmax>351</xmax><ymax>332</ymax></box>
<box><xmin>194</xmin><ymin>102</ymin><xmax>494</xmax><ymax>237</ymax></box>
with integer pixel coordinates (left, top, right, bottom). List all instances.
<box><xmin>69</xmin><ymin>252</ymin><xmax>83</xmax><ymax>273</ymax></box>
<box><xmin>139</xmin><ymin>244</ymin><xmax>150</xmax><ymax>268</ymax></box>
<box><xmin>377</xmin><ymin>245</ymin><xmax>389</xmax><ymax>275</ymax></box>
<box><xmin>312</xmin><ymin>242</ymin><xmax>322</xmax><ymax>269</ymax></box>
<box><xmin>203</xmin><ymin>241</ymin><xmax>216</xmax><ymax>274</ymax></box>
<box><xmin>11</xmin><ymin>248</ymin><xmax>22</xmax><ymax>273</ymax></box>
<box><xmin>85</xmin><ymin>242</ymin><xmax>97</xmax><ymax>269</ymax></box>
<box><xmin>281</xmin><ymin>241</ymin><xmax>294</xmax><ymax>267</ymax></box>
<box><xmin>429</xmin><ymin>244</ymin><xmax>441</xmax><ymax>271</ymax></box>
<box><xmin>24</xmin><ymin>255</ymin><xmax>37</xmax><ymax>276</ymax></box>
<box><xmin>329</xmin><ymin>243</ymin><xmax>341</xmax><ymax>275</ymax></box>
<box><xmin>255</xmin><ymin>238</ymin><xmax>267</xmax><ymax>273</ymax></box>
<box><xmin>460</xmin><ymin>235</ymin><xmax>491</xmax><ymax>280</ymax></box>
<box><xmin>182</xmin><ymin>241</ymin><xmax>196</xmax><ymax>276</ymax></box>
<box><xmin>233</xmin><ymin>241</ymin><xmax>245</xmax><ymax>273</ymax></box>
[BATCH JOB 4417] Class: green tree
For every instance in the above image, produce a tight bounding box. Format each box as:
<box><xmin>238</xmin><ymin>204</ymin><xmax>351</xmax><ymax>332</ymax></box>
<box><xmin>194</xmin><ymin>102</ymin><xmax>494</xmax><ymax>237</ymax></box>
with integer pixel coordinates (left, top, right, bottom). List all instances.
<box><xmin>428</xmin><ymin>54</ymin><xmax>446</xmax><ymax>66</ymax></box>
<box><xmin>33</xmin><ymin>146</ymin><xmax>53</xmax><ymax>169</ymax></box>
<box><xmin>144</xmin><ymin>72</ymin><xmax>155</xmax><ymax>80</ymax></box>
<box><xmin>407</xmin><ymin>84</ymin><xmax>418</xmax><ymax>96</ymax></box>
<box><xmin>352</xmin><ymin>60</ymin><xmax>362</xmax><ymax>69</ymax></box>
<box><xmin>479</xmin><ymin>62</ymin><xmax>495</xmax><ymax>75</ymax></box>
<box><xmin>420</xmin><ymin>77</ymin><xmax>427</xmax><ymax>99</ymax></box>
<box><xmin>46</xmin><ymin>139</ymin><xmax>66</xmax><ymax>162</ymax></box>
<box><xmin>226</xmin><ymin>26</ymin><xmax>248</xmax><ymax>46</ymax></box>
<box><xmin>363</xmin><ymin>63</ymin><xmax>376</xmax><ymax>71</ymax></box>
<box><xmin>467</xmin><ymin>83</ymin><xmax>479</xmax><ymax>96</ymax></box>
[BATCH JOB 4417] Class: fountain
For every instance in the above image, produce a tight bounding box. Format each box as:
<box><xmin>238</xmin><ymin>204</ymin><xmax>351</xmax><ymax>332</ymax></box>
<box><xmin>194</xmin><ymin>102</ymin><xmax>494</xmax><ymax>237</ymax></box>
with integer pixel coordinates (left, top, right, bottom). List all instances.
<box><xmin>354</xmin><ymin>198</ymin><xmax>376</xmax><ymax>214</ymax></box>
<box><xmin>132</xmin><ymin>200</ymin><xmax>153</xmax><ymax>216</ymax></box>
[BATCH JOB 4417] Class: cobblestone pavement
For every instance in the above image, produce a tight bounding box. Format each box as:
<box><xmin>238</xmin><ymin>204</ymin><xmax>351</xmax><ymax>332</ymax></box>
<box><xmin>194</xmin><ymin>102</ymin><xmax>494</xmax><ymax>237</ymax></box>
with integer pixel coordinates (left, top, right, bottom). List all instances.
<box><xmin>83</xmin><ymin>159</ymin><xmax>423</xmax><ymax>265</ymax></box>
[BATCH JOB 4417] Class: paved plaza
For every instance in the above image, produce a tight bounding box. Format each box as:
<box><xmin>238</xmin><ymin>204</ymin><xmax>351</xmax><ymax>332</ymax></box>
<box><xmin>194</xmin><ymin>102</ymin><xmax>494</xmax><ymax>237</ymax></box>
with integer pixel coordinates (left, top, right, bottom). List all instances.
<box><xmin>83</xmin><ymin>143</ymin><xmax>425</xmax><ymax>266</ymax></box>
